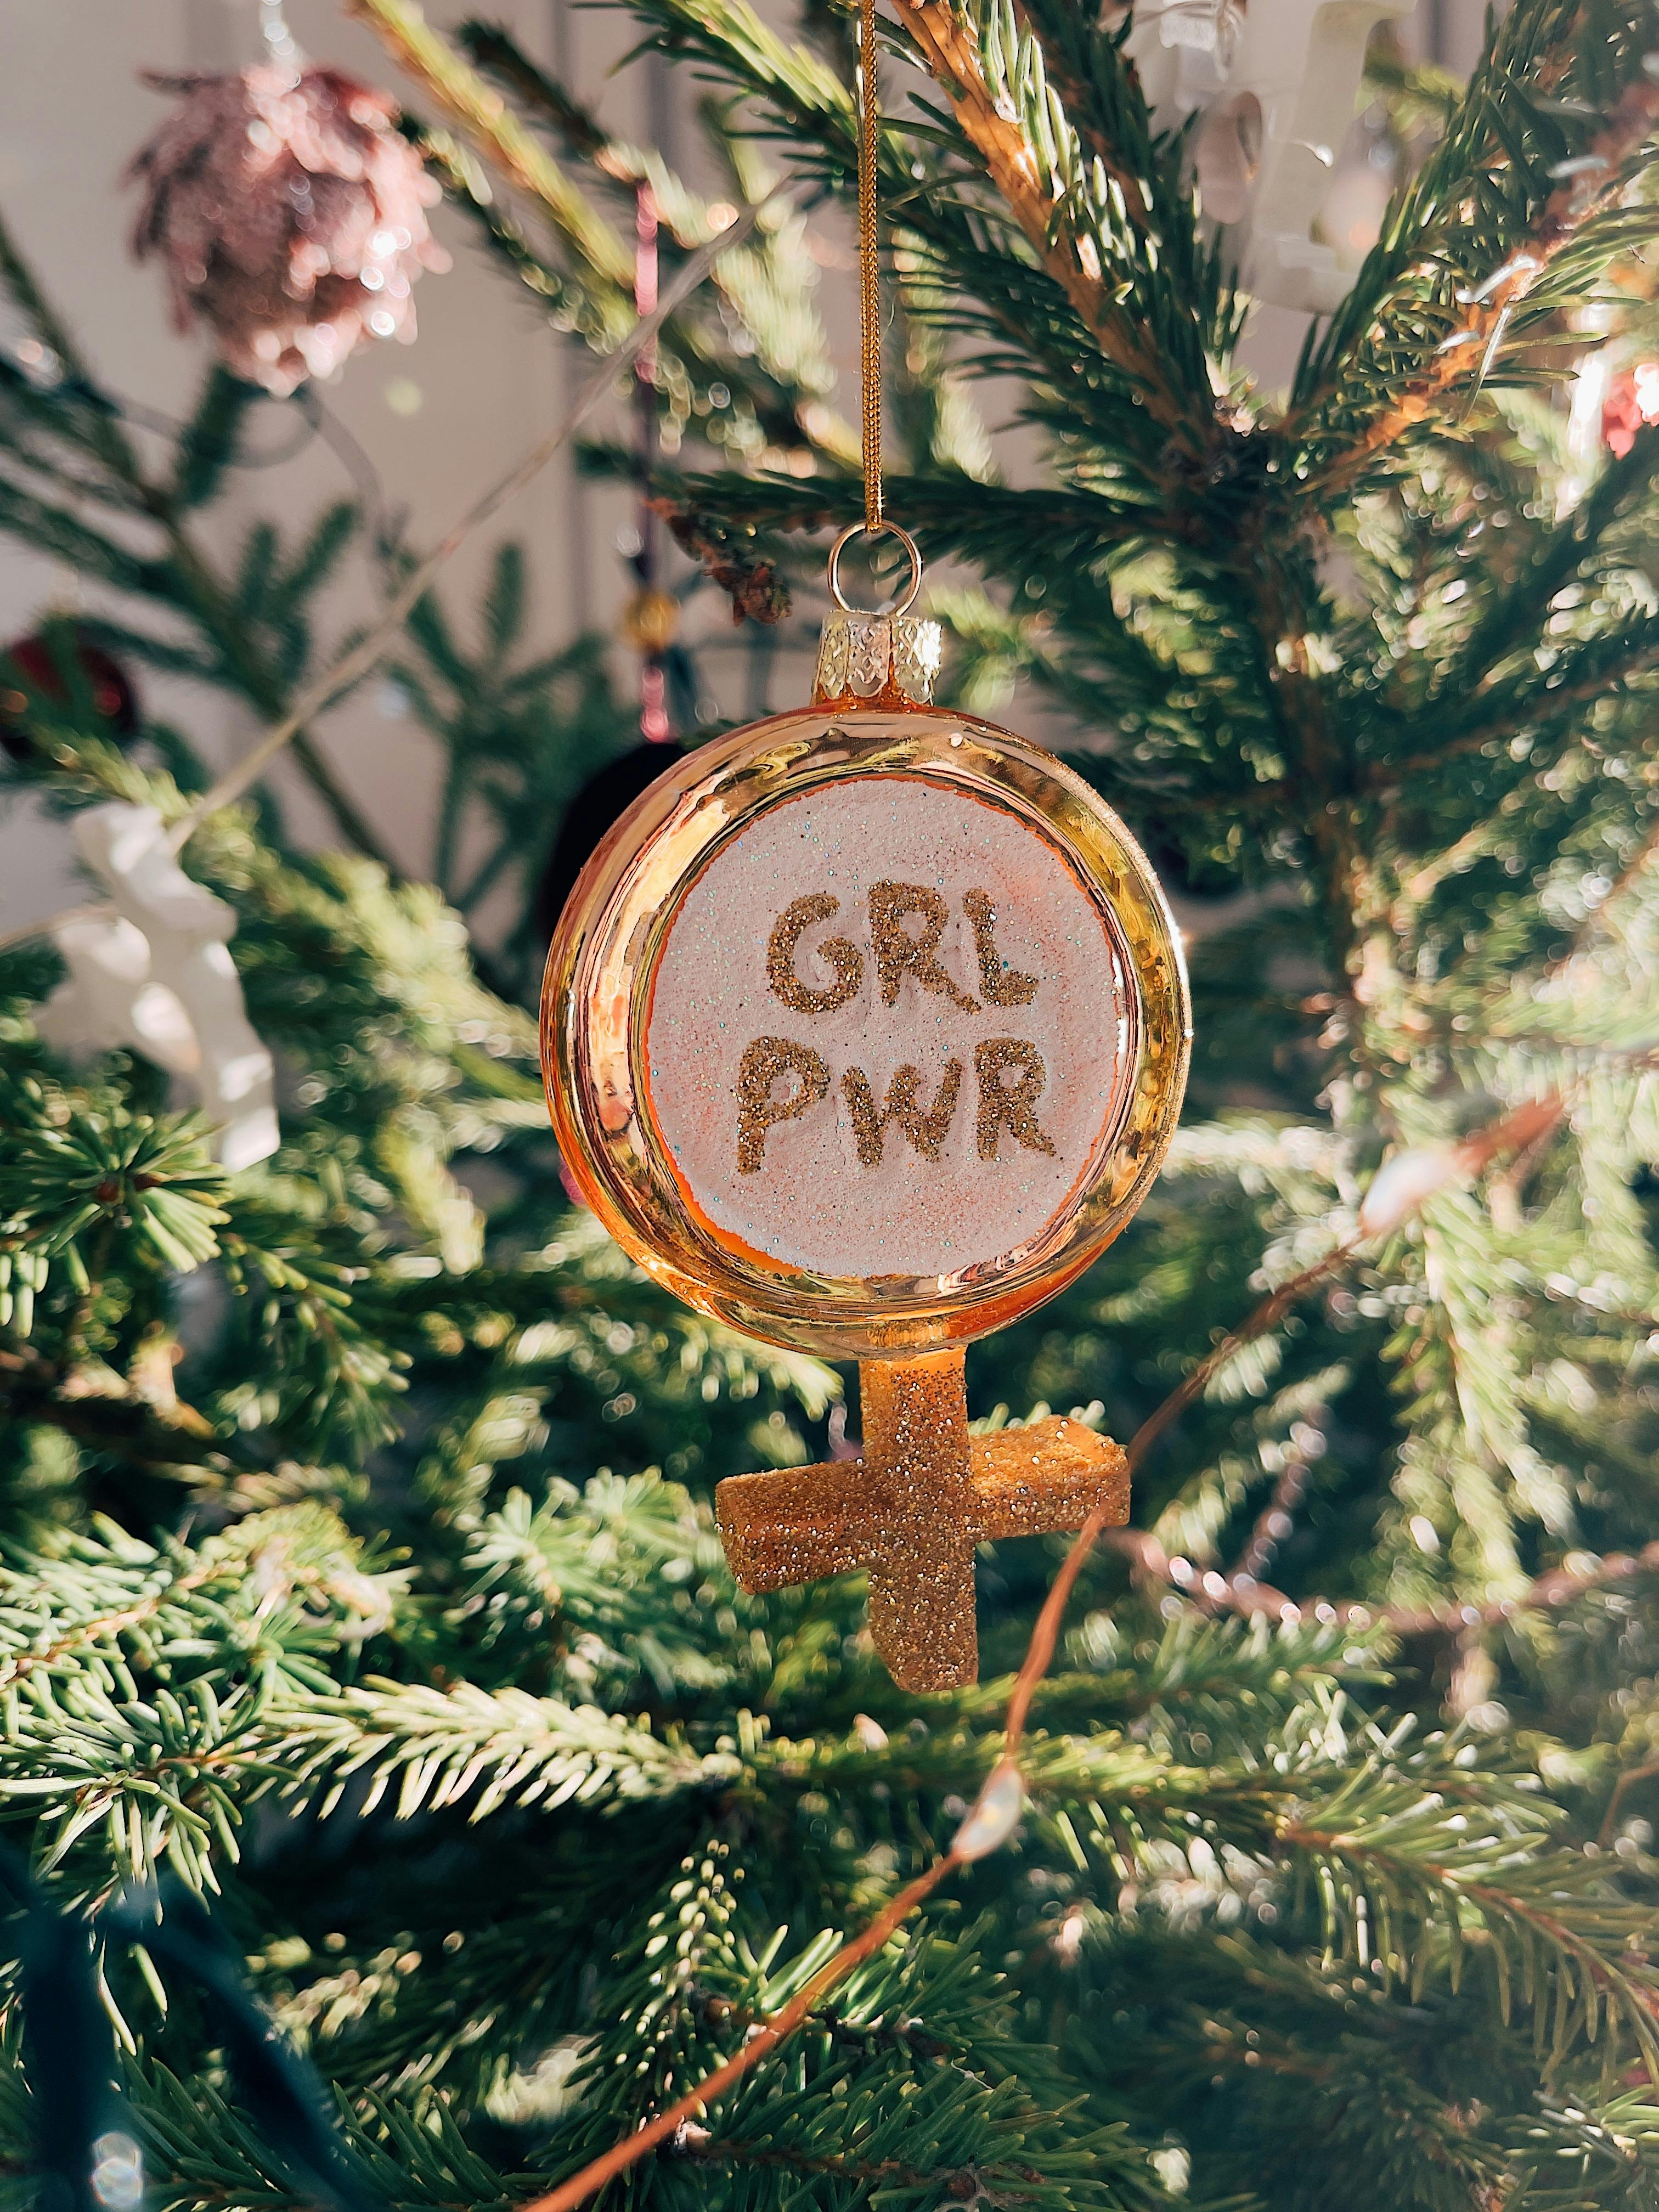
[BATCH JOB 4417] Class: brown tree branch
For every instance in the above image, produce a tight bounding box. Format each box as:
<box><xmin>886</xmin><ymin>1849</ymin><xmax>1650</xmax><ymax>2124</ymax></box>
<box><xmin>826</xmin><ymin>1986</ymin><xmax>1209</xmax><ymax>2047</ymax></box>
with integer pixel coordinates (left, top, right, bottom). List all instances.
<box><xmin>887</xmin><ymin>0</ymin><xmax>1201</xmax><ymax>450</ymax></box>
<box><xmin>0</xmin><ymin>1559</ymin><xmax>216</xmax><ymax>1693</ymax></box>
<box><xmin>519</xmin><ymin>1854</ymin><xmax>962</xmax><ymax>2212</ymax></box>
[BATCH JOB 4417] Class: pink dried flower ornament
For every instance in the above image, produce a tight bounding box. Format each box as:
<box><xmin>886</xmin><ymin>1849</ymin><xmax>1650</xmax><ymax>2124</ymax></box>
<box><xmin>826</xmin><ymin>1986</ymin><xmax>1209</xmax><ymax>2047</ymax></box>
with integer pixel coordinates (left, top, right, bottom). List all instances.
<box><xmin>128</xmin><ymin>63</ymin><xmax>448</xmax><ymax>396</ymax></box>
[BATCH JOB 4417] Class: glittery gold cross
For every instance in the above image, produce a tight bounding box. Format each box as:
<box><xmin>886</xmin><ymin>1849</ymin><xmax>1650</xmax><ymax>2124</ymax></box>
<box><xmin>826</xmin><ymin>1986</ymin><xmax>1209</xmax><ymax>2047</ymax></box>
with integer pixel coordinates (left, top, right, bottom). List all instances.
<box><xmin>716</xmin><ymin>1350</ymin><xmax>1128</xmax><ymax>1692</ymax></box>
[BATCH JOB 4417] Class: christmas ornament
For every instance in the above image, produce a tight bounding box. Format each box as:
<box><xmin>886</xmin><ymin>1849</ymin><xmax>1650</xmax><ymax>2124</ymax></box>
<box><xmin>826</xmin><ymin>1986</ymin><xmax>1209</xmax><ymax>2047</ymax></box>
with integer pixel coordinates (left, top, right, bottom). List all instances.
<box><xmin>540</xmin><ymin>0</ymin><xmax>1190</xmax><ymax>1692</ymax></box>
<box><xmin>0</xmin><ymin>625</ymin><xmax>139</xmax><ymax>763</ymax></box>
<box><xmin>35</xmin><ymin>803</ymin><xmax>279</xmax><ymax>1172</ymax></box>
<box><xmin>619</xmin><ymin>586</ymin><xmax>679</xmax><ymax>658</ymax></box>
<box><xmin>534</xmin><ymin>741</ymin><xmax>686</xmax><ymax>943</ymax></box>
<box><xmin>127</xmin><ymin>4</ymin><xmax>446</xmax><ymax>397</ymax></box>
<box><xmin>1122</xmin><ymin>0</ymin><xmax>1412</xmax><ymax>313</ymax></box>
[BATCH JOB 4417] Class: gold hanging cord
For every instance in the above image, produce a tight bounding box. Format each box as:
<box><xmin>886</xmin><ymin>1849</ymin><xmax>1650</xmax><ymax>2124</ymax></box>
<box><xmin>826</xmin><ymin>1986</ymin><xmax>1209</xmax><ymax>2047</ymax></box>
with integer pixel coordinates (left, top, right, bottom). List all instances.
<box><xmin>828</xmin><ymin>0</ymin><xmax>921</xmax><ymax>614</ymax></box>
<box><xmin>857</xmin><ymin>0</ymin><xmax>883</xmax><ymax>532</ymax></box>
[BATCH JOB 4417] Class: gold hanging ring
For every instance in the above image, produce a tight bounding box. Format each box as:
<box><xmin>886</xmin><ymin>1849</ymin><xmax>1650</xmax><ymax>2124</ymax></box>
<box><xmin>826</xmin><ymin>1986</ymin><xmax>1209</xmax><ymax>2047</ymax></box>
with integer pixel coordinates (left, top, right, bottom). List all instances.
<box><xmin>827</xmin><ymin>520</ymin><xmax>922</xmax><ymax>617</ymax></box>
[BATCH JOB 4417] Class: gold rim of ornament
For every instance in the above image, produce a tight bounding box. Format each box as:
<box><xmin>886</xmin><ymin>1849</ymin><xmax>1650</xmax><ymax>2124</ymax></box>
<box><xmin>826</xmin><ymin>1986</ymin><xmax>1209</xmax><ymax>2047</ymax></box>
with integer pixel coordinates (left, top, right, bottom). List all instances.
<box><xmin>541</xmin><ymin>708</ymin><xmax>1192</xmax><ymax>1361</ymax></box>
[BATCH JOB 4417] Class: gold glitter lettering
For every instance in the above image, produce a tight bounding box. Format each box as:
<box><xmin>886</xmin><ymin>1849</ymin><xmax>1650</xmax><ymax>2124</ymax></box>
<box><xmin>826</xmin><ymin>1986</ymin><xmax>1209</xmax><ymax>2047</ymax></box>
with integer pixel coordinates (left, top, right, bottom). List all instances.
<box><xmin>766</xmin><ymin>893</ymin><xmax>863</xmax><ymax>1014</ymax></box>
<box><xmin>963</xmin><ymin>888</ymin><xmax>1038</xmax><ymax>1007</ymax></box>
<box><xmin>842</xmin><ymin>1058</ymin><xmax>963</xmax><ymax>1166</ymax></box>
<box><xmin>736</xmin><ymin>1036</ymin><xmax>832</xmax><ymax>1173</ymax></box>
<box><xmin>868</xmin><ymin>882</ymin><xmax>979</xmax><ymax>1012</ymax></box>
<box><xmin>974</xmin><ymin>1037</ymin><xmax>1057</xmax><ymax>1160</ymax></box>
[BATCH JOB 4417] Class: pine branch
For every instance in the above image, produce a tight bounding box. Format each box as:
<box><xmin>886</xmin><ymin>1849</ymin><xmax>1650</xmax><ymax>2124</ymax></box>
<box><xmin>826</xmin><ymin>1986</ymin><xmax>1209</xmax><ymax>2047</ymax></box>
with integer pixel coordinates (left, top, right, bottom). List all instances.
<box><xmin>1423</xmin><ymin>421</ymin><xmax>1659</xmax><ymax>719</ymax></box>
<box><xmin>409</xmin><ymin>32</ymin><xmax>850</xmax><ymax>473</ymax></box>
<box><xmin>0</xmin><ymin>1351</ymin><xmax>268</xmax><ymax>1492</ymax></box>
<box><xmin>611</xmin><ymin>0</ymin><xmax>1209</xmax><ymax>476</ymax></box>
<box><xmin>888</xmin><ymin>0</ymin><xmax>1213</xmax><ymax>454</ymax></box>
<box><xmin>1075</xmin><ymin>1926</ymin><xmax>1659</xmax><ymax>2212</ymax></box>
<box><xmin>0</xmin><ymin>1083</ymin><xmax>225</xmax><ymax>1331</ymax></box>
<box><xmin>1369</xmin><ymin>622</ymin><xmax>1659</xmax><ymax>793</ymax></box>
<box><xmin>590</xmin><ymin>451</ymin><xmax>1183</xmax><ymax>560</ymax></box>
<box><xmin>1363</xmin><ymin>40</ymin><xmax>1466</xmax><ymax>132</ymax></box>
<box><xmin>344</xmin><ymin>0</ymin><xmax>634</xmax><ymax>297</ymax></box>
<box><xmin>456</xmin><ymin>23</ymin><xmax>611</xmax><ymax>164</ymax></box>
<box><xmin>1288</xmin><ymin>8</ymin><xmax>1659</xmax><ymax>494</ymax></box>
<box><xmin>0</xmin><ymin>213</ymin><xmax>397</xmax><ymax>867</ymax></box>
<box><xmin>1276</xmin><ymin>1786</ymin><xmax>1659</xmax><ymax>2072</ymax></box>
<box><xmin>1009</xmin><ymin>0</ymin><xmax>1238</xmax><ymax>374</ymax></box>
<box><xmin>541</xmin><ymin>1865</ymin><xmax>1154</xmax><ymax>2212</ymax></box>
<box><xmin>267</xmin><ymin>1680</ymin><xmax>729</xmax><ymax>1822</ymax></box>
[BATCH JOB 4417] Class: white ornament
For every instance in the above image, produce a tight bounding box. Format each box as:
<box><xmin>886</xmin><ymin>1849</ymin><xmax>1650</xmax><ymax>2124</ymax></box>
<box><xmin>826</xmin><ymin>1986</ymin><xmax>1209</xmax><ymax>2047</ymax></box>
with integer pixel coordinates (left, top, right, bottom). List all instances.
<box><xmin>1358</xmin><ymin>1144</ymin><xmax>1459</xmax><ymax>1239</ymax></box>
<box><xmin>951</xmin><ymin>1758</ymin><xmax>1025</xmax><ymax>1861</ymax></box>
<box><xmin>1122</xmin><ymin>0</ymin><xmax>1413</xmax><ymax>313</ymax></box>
<box><xmin>34</xmin><ymin>803</ymin><xmax>279</xmax><ymax>1170</ymax></box>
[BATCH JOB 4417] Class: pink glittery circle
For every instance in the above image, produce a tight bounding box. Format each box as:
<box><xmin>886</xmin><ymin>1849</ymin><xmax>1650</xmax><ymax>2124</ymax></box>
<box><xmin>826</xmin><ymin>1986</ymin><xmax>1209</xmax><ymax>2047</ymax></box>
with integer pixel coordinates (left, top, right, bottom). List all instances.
<box><xmin>643</xmin><ymin>776</ymin><xmax>1127</xmax><ymax>1282</ymax></box>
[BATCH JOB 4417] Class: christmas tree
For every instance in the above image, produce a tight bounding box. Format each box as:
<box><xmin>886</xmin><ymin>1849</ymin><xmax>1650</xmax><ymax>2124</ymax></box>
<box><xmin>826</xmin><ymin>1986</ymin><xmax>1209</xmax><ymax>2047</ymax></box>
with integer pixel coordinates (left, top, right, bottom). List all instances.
<box><xmin>3</xmin><ymin>3</ymin><xmax>1659</xmax><ymax>2209</ymax></box>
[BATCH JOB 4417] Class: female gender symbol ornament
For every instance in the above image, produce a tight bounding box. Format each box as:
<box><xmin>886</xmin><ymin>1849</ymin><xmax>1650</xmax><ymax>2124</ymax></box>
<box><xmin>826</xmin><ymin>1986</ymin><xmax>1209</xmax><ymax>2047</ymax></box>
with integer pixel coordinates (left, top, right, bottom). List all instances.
<box><xmin>542</xmin><ymin>525</ymin><xmax>1190</xmax><ymax>1691</ymax></box>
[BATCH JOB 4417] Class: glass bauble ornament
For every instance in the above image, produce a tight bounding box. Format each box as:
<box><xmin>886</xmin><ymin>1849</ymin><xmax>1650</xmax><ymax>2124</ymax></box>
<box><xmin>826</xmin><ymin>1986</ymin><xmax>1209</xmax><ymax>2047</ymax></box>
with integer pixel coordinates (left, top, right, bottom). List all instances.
<box><xmin>127</xmin><ymin>63</ymin><xmax>447</xmax><ymax>396</ymax></box>
<box><xmin>1</xmin><ymin>623</ymin><xmax>139</xmax><ymax>763</ymax></box>
<box><xmin>541</xmin><ymin>526</ymin><xmax>1191</xmax><ymax>1689</ymax></box>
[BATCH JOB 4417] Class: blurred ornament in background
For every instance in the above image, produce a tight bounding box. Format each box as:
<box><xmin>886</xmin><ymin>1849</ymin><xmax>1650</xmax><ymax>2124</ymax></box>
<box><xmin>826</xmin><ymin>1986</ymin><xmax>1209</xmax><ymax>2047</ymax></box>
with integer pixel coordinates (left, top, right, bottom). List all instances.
<box><xmin>619</xmin><ymin>586</ymin><xmax>679</xmax><ymax>658</ymax></box>
<box><xmin>533</xmin><ymin>741</ymin><xmax>685</xmax><ymax>945</ymax></box>
<box><xmin>1121</xmin><ymin>0</ymin><xmax>1411</xmax><ymax>312</ymax></box>
<box><xmin>1601</xmin><ymin>361</ymin><xmax>1659</xmax><ymax>456</ymax></box>
<box><xmin>127</xmin><ymin>60</ymin><xmax>447</xmax><ymax>396</ymax></box>
<box><xmin>34</xmin><ymin>804</ymin><xmax>279</xmax><ymax>1171</ymax></box>
<box><xmin>1317</xmin><ymin>114</ymin><xmax>1399</xmax><ymax>276</ymax></box>
<box><xmin>0</xmin><ymin>623</ymin><xmax>139</xmax><ymax>763</ymax></box>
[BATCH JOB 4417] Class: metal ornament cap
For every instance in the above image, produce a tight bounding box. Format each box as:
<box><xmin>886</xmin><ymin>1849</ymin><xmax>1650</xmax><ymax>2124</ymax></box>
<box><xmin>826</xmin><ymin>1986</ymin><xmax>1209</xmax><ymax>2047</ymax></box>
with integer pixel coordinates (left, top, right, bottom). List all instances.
<box><xmin>814</xmin><ymin>612</ymin><xmax>943</xmax><ymax>708</ymax></box>
<box><xmin>816</xmin><ymin>521</ymin><xmax>938</xmax><ymax>708</ymax></box>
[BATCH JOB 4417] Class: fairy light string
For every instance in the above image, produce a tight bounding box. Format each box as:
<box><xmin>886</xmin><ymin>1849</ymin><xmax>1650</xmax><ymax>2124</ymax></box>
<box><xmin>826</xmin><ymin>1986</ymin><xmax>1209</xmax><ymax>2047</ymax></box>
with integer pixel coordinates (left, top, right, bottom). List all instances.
<box><xmin>632</xmin><ymin>181</ymin><xmax>672</xmax><ymax>744</ymax></box>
